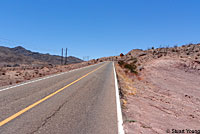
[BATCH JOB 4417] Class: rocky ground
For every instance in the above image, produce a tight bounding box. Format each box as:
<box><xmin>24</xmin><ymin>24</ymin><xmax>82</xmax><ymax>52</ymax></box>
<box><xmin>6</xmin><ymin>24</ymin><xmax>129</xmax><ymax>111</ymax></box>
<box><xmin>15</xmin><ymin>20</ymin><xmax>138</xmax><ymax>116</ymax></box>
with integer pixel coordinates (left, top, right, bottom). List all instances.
<box><xmin>0</xmin><ymin>60</ymin><xmax>98</xmax><ymax>87</ymax></box>
<box><xmin>115</xmin><ymin>44</ymin><xmax>200</xmax><ymax>134</ymax></box>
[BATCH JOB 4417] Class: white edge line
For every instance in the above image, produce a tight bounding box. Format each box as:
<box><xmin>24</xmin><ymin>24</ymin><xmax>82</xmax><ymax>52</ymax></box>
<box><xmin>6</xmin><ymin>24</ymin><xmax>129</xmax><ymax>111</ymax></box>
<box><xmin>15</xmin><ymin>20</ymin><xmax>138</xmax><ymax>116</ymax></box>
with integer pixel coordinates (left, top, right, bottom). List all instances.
<box><xmin>113</xmin><ymin>62</ymin><xmax>125</xmax><ymax>134</ymax></box>
<box><xmin>0</xmin><ymin>62</ymin><xmax>104</xmax><ymax>92</ymax></box>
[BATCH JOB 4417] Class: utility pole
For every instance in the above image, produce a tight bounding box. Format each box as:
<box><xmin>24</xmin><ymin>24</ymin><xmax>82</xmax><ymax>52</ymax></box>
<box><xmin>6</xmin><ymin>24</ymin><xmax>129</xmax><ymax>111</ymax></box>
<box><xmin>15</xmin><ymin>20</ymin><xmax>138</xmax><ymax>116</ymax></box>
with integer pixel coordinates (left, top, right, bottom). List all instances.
<box><xmin>61</xmin><ymin>48</ymin><xmax>63</xmax><ymax>65</ymax></box>
<box><xmin>65</xmin><ymin>48</ymin><xmax>67</xmax><ymax>65</ymax></box>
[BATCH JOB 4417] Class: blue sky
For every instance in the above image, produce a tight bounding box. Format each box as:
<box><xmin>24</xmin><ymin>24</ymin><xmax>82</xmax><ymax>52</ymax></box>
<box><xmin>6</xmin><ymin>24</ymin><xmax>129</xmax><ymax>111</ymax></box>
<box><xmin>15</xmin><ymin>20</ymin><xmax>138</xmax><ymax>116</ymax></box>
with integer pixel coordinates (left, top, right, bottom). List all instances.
<box><xmin>0</xmin><ymin>0</ymin><xmax>200</xmax><ymax>59</ymax></box>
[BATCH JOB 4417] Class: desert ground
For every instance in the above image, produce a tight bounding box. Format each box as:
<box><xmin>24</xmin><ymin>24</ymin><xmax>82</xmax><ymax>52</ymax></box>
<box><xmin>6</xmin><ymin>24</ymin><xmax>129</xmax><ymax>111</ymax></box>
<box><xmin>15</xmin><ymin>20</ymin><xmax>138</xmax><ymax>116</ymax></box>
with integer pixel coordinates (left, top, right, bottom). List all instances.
<box><xmin>0</xmin><ymin>60</ymin><xmax>97</xmax><ymax>87</ymax></box>
<box><xmin>115</xmin><ymin>44</ymin><xmax>200</xmax><ymax>134</ymax></box>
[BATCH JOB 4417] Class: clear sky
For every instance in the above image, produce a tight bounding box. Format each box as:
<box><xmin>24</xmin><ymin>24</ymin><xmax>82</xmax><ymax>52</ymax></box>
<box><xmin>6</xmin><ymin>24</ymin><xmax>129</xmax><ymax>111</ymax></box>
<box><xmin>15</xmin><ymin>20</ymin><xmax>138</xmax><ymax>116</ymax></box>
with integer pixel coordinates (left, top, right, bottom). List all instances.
<box><xmin>0</xmin><ymin>0</ymin><xmax>200</xmax><ymax>60</ymax></box>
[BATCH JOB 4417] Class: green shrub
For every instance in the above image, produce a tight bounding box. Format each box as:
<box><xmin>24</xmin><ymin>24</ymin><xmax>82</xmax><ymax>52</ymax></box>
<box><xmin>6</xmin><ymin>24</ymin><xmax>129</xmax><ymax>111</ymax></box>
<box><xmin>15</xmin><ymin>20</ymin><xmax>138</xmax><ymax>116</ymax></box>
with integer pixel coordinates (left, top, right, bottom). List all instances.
<box><xmin>118</xmin><ymin>60</ymin><xmax>138</xmax><ymax>74</ymax></box>
<box><xmin>130</xmin><ymin>62</ymin><xmax>137</xmax><ymax>70</ymax></box>
<box><xmin>118</xmin><ymin>60</ymin><xmax>125</xmax><ymax>67</ymax></box>
<box><xmin>124</xmin><ymin>63</ymin><xmax>138</xmax><ymax>74</ymax></box>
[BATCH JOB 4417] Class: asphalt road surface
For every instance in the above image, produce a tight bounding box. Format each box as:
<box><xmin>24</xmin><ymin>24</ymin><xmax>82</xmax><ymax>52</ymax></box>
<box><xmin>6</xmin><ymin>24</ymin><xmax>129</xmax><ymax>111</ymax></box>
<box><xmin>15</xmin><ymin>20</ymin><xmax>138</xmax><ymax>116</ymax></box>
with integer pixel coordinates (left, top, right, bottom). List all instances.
<box><xmin>0</xmin><ymin>62</ymin><xmax>119</xmax><ymax>134</ymax></box>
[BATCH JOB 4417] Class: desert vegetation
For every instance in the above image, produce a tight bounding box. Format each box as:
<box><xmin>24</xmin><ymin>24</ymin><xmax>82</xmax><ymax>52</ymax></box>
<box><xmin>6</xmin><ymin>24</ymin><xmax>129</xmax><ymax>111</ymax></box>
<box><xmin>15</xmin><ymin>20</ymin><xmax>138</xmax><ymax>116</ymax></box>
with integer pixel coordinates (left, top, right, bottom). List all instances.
<box><xmin>0</xmin><ymin>60</ymin><xmax>98</xmax><ymax>87</ymax></box>
<box><xmin>118</xmin><ymin>60</ymin><xmax>138</xmax><ymax>74</ymax></box>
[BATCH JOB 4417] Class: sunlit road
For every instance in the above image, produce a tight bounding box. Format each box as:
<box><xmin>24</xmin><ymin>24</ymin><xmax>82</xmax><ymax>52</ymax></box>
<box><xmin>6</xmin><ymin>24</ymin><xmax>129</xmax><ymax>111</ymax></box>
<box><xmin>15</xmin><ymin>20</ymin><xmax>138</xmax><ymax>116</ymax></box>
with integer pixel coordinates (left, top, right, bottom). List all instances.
<box><xmin>0</xmin><ymin>62</ymin><xmax>118</xmax><ymax>134</ymax></box>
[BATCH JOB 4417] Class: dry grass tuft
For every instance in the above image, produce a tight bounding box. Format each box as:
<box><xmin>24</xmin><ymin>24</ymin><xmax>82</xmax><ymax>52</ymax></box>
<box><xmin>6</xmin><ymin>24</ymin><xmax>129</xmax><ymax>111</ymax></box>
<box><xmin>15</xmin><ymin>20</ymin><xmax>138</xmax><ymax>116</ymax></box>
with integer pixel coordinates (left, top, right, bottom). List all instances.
<box><xmin>115</xmin><ymin>63</ymin><xmax>137</xmax><ymax>97</ymax></box>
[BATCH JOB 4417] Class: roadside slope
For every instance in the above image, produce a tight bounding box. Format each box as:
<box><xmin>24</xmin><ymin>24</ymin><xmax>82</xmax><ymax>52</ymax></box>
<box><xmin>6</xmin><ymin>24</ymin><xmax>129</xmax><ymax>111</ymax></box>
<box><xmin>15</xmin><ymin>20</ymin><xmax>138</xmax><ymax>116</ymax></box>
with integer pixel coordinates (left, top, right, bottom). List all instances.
<box><xmin>116</xmin><ymin>57</ymin><xmax>200</xmax><ymax>133</ymax></box>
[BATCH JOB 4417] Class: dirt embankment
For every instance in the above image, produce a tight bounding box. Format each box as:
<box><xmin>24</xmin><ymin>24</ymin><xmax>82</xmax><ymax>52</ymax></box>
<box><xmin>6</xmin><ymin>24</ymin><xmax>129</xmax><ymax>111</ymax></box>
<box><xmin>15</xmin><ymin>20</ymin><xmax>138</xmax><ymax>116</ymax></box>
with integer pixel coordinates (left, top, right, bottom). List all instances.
<box><xmin>115</xmin><ymin>44</ymin><xmax>200</xmax><ymax>134</ymax></box>
<box><xmin>116</xmin><ymin>58</ymin><xmax>200</xmax><ymax>134</ymax></box>
<box><xmin>0</xmin><ymin>60</ymin><xmax>98</xmax><ymax>87</ymax></box>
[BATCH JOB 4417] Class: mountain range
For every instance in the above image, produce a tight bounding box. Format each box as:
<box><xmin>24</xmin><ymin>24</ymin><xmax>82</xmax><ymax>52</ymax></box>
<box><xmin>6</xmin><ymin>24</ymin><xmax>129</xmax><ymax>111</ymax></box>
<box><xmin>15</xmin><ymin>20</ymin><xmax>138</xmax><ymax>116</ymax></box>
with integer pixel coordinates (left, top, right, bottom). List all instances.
<box><xmin>0</xmin><ymin>46</ymin><xmax>83</xmax><ymax>67</ymax></box>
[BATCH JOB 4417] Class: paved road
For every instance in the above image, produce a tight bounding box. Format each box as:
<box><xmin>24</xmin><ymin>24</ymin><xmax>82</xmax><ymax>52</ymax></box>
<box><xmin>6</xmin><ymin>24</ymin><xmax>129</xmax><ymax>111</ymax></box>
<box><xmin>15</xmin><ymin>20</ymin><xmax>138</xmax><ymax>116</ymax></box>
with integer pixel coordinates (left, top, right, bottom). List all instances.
<box><xmin>0</xmin><ymin>62</ymin><xmax>118</xmax><ymax>134</ymax></box>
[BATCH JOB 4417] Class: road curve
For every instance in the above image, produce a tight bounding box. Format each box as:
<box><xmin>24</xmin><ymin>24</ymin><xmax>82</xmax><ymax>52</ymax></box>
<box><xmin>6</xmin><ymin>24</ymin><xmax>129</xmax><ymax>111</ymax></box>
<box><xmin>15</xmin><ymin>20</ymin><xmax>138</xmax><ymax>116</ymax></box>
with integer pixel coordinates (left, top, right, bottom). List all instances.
<box><xmin>0</xmin><ymin>62</ymin><xmax>118</xmax><ymax>134</ymax></box>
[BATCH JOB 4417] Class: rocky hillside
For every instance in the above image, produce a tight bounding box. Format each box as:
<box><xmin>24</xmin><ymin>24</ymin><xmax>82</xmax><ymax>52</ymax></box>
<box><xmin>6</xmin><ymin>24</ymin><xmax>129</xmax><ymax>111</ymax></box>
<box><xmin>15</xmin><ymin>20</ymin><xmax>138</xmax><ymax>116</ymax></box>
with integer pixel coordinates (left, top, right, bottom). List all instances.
<box><xmin>114</xmin><ymin>44</ymin><xmax>200</xmax><ymax>133</ymax></box>
<box><xmin>98</xmin><ymin>43</ymin><xmax>200</xmax><ymax>71</ymax></box>
<box><xmin>0</xmin><ymin>46</ymin><xmax>83</xmax><ymax>67</ymax></box>
<box><xmin>125</xmin><ymin>43</ymin><xmax>200</xmax><ymax>63</ymax></box>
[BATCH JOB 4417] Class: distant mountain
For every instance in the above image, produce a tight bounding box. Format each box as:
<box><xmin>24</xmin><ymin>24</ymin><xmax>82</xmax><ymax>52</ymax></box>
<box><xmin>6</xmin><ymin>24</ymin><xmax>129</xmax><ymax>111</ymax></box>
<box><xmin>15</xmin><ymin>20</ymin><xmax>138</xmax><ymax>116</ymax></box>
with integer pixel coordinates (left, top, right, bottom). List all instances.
<box><xmin>0</xmin><ymin>46</ymin><xmax>83</xmax><ymax>67</ymax></box>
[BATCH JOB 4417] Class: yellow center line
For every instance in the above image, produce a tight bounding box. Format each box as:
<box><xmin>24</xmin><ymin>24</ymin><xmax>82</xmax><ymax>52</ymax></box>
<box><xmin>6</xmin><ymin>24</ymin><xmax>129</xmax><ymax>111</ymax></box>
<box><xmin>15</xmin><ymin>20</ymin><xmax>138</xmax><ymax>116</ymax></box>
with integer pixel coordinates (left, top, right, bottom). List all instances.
<box><xmin>0</xmin><ymin>64</ymin><xmax>105</xmax><ymax>127</ymax></box>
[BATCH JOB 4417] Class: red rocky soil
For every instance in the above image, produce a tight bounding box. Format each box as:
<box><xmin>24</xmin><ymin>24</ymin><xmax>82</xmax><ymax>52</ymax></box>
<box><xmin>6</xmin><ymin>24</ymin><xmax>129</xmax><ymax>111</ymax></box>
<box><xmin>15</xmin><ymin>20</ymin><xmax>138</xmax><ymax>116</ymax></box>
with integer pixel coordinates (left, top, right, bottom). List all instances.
<box><xmin>117</xmin><ymin>57</ymin><xmax>200</xmax><ymax>134</ymax></box>
<box><xmin>0</xmin><ymin>61</ymin><xmax>97</xmax><ymax>87</ymax></box>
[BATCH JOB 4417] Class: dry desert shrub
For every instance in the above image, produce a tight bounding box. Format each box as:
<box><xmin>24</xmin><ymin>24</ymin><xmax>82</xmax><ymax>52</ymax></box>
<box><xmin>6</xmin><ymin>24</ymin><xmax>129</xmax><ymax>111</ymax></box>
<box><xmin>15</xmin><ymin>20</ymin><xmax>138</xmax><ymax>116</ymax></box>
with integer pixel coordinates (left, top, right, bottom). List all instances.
<box><xmin>116</xmin><ymin>63</ymin><xmax>137</xmax><ymax>96</ymax></box>
<box><xmin>118</xmin><ymin>59</ymin><xmax>138</xmax><ymax>75</ymax></box>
